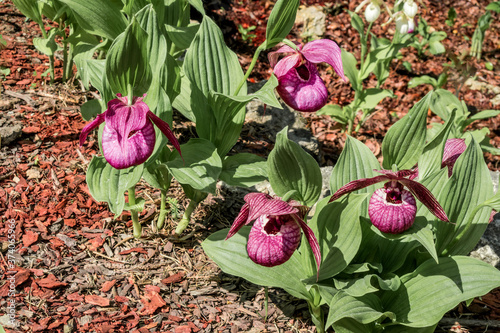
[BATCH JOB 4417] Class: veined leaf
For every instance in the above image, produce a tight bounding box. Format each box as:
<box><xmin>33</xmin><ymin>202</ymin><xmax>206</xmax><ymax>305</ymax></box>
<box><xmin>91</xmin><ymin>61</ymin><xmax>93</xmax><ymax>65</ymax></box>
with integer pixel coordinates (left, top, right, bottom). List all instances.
<box><xmin>265</xmin><ymin>0</ymin><xmax>300</xmax><ymax>48</ymax></box>
<box><xmin>202</xmin><ymin>226</ymin><xmax>312</xmax><ymax>301</ymax></box>
<box><xmin>86</xmin><ymin>156</ymin><xmax>143</xmax><ymax>216</ymax></box>
<box><xmin>382</xmin><ymin>256</ymin><xmax>500</xmax><ymax>328</ymax></box>
<box><xmin>219</xmin><ymin>153</ymin><xmax>268</xmax><ymax>187</ymax></box>
<box><xmin>382</xmin><ymin>91</ymin><xmax>432</xmax><ymax>170</ymax></box>
<box><xmin>267</xmin><ymin>127</ymin><xmax>322</xmax><ymax>206</ymax></box>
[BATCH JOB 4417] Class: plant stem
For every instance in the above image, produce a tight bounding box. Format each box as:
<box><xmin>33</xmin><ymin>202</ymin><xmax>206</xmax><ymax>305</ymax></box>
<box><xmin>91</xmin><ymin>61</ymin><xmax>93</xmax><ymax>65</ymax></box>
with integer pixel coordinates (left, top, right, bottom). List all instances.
<box><xmin>234</xmin><ymin>43</ymin><xmax>265</xmax><ymax>96</ymax></box>
<box><xmin>360</xmin><ymin>21</ymin><xmax>373</xmax><ymax>71</ymax></box>
<box><xmin>175</xmin><ymin>199</ymin><xmax>199</xmax><ymax>235</ymax></box>
<box><xmin>128</xmin><ymin>187</ymin><xmax>142</xmax><ymax>238</ymax></box>
<box><xmin>264</xmin><ymin>286</ymin><xmax>269</xmax><ymax>322</ymax></box>
<box><xmin>308</xmin><ymin>302</ymin><xmax>325</xmax><ymax>333</ymax></box>
<box><xmin>156</xmin><ymin>190</ymin><xmax>168</xmax><ymax>229</ymax></box>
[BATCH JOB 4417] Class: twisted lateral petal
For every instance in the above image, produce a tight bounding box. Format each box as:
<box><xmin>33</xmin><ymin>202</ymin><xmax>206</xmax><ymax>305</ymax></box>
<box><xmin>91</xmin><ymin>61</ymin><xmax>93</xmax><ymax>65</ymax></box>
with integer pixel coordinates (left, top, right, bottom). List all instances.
<box><xmin>226</xmin><ymin>203</ymin><xmax>250</xmax><ymax>240</ymax></box>
<box><xmin>247</xmin><ymin>215</ymin><xmax>301</xmax><ymax>267</ymax></box>
<box><xmin>295</xmin><ymin>215</ymin><xmax>321</xmax><ymax>277</ymax></box>
<box><xmin>442</xmin><ymin>139</ymin><xmax>466</xmax><ymax>176</ymax></box>
<box><xmin>329</xmin><ymin>175</ymin><xmax>390</xmax><ymax>202</ymax></box>
<box><xmin>268</xmin><ymin>44</ymin><xmax>299</xmax><ymax>68</ymax></box>
<box><xmin>79</xmin><ymin>112</ymin><xmax>105</xmax><ymax>146</ymax></box>
<box><xmin>146</xmin><ymin>111</ymin><xmax>182</xmax><ymax>157</ymax></box>
<box><xmin>398</xmin><ymin>178</ymin><xmax>449</xmax><ymax>222</ymax></box>
<box><xmin>301</xmin><ymin>39</ymin><xmax>345</xmax><ymax>81</ymax></box>
<box><xmin>276</xmin><ymin>62</ymin><xmax>328</xmax><ymax>112</ymax></box>
<box><xmin>368</xmin><ymin>188</ymin><xmax>417</xmax><ymax>233</ymax></box>
<box><xmin>272</xmin><ymin>52</ymin><xmax>302</xmax><ymax>78</ymax></box>
<box><xmin>244</xmin><ymin>193</ymin><xmax>298</xmax><ymax>222</ymax></box>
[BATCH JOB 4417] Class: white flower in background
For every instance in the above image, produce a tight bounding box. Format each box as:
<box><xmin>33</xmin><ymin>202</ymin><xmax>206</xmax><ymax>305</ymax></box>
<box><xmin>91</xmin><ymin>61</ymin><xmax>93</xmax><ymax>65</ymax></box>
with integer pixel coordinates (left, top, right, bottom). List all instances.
<box><xmin>365</xmin><ymin>2</ymin><xmax>382</xmax><ymax>22</ymax></box>
<box><xmin>356</xmin><ymin>0</ymin><xmax>390</xmax><ymax>22</ymax></box>
<box><xmin>395</xmin><ymin>11</ymin><xmax>415</xmax><ymax>34</ymax></box>
<box><xmin>403</xmin><ymin>0</ymin><xmax>419</xmax><ymax>18</ymax></box>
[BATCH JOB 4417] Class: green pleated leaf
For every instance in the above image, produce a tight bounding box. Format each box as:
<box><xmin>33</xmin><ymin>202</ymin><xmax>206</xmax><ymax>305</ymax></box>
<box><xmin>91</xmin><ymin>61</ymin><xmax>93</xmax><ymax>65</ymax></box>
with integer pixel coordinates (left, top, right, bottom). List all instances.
<box><xmin>433</xmin><ymin>137</ymin><xmax>493</xmax><ymax>255</ymax></box>
<box><xmin>33</xmin><ymin>29</ymin><xmax>59</xmax><ymax>56</ymax></box>
<box><xmin>382</xmin><ymin>256</ymin><xmax>500</xmax><ymax>328</ymax></box>
<box><xmin>463</xmin><ymin>109</ymin><xmax>500</xmax><ymax>127</ymax></box>
<box><xmin>187</xmin><ymin>0</ymin><xmax>204</xmax><ymax>15</ymax></box>
<box><xmin>265</xmin><ymin>0</ymin><xmax>300</xmax><ymax>48</ymax></box>
<box><xmin>12</xmin><ymin>0</ymin><xmax>44</xmax><ymax>27</ymax></box>
<box><xmin>429</xmin><ymin>88</ymin><xmax>465</xmax><ymax>121</ymax></box>
<box><xmin>330</xmin><ymin>135</ymin><xmax>380</xmax><ymax>196</ymax></box>
<box><xmin>202</xmin><ymin>226</ymin><xmax>312</xmax><ymax>301</ymax></box>
<box><xmin>219</xmin><ymin>153</ymin><xmax>268</xmax><ymax>187</ymax></box>
<box><xmin>142</xmin><ymin>147</ymin><xmax>172</xmax><ymax>190</ymax></box>
<box><xmin>348</xmin><ymin>11</ymin><xmax>365</xmax><ymax>41</ymax></box>
<box><xmin>86</xmin><ymin>156</ymin><xmax>144</xmax><ymax>216</ymax></box>
<box><xmin>106</xmin><ymin>17</ymin><xmax>152</xmax><ymax>96</ymax></box>
<box><xmin>356</xmin><ymin>88</ymin><xmax>395</xmax><ymax>111</ymax></box>
<box><xmin>368</xmin><ymin>217</ymin><xmax>438</xmax><ymax>263</ymax></box>
<box><xmin>267</xmin><ymin>127</ymin><xmax>322</xmax><ymax>206</ymax></box>
<box><xmin>341</xmin><ymin>50</ymin><xmax>359</xmax><ymax>90</ymax></box>
<box><xmin>80</xmin><ymin>98</ymin><xmax>103</xmax><ymax>121</ymax></box>
<box><xmin>165</xmin><ymin>23</ymin><xmax>199</xmax><ymax>51</ymax></box>
<box><xmin>166</xmin><ymin>138</ymin><xmax>222</xmax><ymax>194</ymax></box>
<box><xmin>59</xmin><ymin>0</ymin><xmax>127</xmax><ymax>40</ymax></box>
<box><xmin>136</xmin><ymin>4</ymin><xmax>167</xmax><ymax>74</ymax></box>
<box><xmin>183</xmin><ymin>16</ymin><xmax>245</xmax><ymax>154</ymax></box>
<box><xmin>334</xmin><ymin>273</ymin><xmax>401</xmax><ymax>298</ymax></box>
<box><xmin>326</xmin><ymin>291</ymin><xmax>394</xmax><ymax>329</ymax></box>
<box><xmin>382</xmin><ymin>91</ymin><xmax>432</xmax><ymax>170</ymax></box>
<box><xmin>417</xmin><ymin>110</ymin><xmax>456</xmax><ymax>180</ymax></box>
<box><xmin>207</xmin><ymin>76</ymin><xmax>281</xmax><ymax>156</ymax></box>
<box><xmin>307</xmin><ymin>194</ymin><xmax>368</xmax><ymax>280</ymax></box>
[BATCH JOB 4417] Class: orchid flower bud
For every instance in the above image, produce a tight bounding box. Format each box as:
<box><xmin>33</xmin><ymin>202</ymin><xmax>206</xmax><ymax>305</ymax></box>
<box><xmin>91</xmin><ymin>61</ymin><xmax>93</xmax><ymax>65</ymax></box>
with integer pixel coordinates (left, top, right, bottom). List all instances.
<box><xmin>403</xmin><ymin>0</ymin><xmax>419</xmax><ymax>18</ymax></box>
<box><xmin>365</xmin><ymin>2</ymin><xmax>381</xmax><ymax>22</ymax></box>
<box><xmin>395</xmin><ymin>12</ymin><xmax>415</xmax><ymax>34</ymax></box>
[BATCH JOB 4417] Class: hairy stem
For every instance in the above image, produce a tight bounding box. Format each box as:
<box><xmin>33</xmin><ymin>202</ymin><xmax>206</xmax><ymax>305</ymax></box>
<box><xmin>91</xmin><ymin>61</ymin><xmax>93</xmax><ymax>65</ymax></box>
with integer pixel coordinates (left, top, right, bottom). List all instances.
<box><xmin>156</xmin><ymin>190</ymin><xmax>168</xmax><ymax>229</ymax></box>
<box><xmin>128</xmin><ymin>187</ymin><xmax>142</xmax><ymax>238</ymax></box>
<box><xmin>175</xmin><ymin>199</ymin><xmax>199</xmax><ymax>235</ymax></box>
<box><xmin>234</xmin><ymin>43</ymin><xmax>265</xmax><ymax>96</ymax></box>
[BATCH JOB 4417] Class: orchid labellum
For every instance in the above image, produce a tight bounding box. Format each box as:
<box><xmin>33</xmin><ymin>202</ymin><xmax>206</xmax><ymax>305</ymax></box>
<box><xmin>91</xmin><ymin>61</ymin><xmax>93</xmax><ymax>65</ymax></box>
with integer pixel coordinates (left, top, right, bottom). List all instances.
<box><xmin>329</xmin><ymin>169</ymin><xmax>449</xmax><ymax>234</ymax></box>
<box><xmin>268</xmin><ymin>39</ymin><xmax>345</xmax><ymax>112</ymax></box>
<box><xmin>226</xmin><ymin>193</ymin><xmax>321</xmax><ymax>271</ymax></box>
<box><xmin>79</xmin><ymin>94</ymin><xmax>181</xmax><ymax>170</ymax></box>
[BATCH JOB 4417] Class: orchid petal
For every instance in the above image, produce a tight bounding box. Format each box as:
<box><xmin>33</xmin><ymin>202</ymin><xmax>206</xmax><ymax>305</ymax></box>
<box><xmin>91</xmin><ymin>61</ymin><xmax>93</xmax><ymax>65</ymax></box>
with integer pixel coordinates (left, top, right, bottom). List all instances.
<box><xmin>226</xmin><ymin>203</ymin><xmax>250</xmax><ymax>240</ymax></box>
<box><xmin>100</xmin><ymin>96</ymin><xmax>154</xmax><ymax>169</ymax></box>
<box><xmin>268</xmin><ymin>44</ymin><xmax>298</xmax><ymax>68</ymax></box>
<box><xmin>442</xmin><ymin>139</ymin><xmax>466</xmax><ymax>176</ymax></box>
<box><xmin>273</xmin><ymin>52</ymin><xmax>302</xmax><ymax>78</ymax></box>
<box><xmin>247</xmin><ymin>215</ymin><xmax>301</xmax><ymax>267</ymax></box>
<box><xmin>398</xmin><ymin>178</ymin><xmax>449</xmax><ymax>222</ymax></box>
<box><xmin>295</xmin><ymin>214</ymin><xmax>321</xmax><ymax>278</ymax></box>
<box><xmin>301</xmin><ymin>39</ymin><xmax>345</xmax><ymax>81</ymax></box>
<box><xmin>79</xmin><ymin>112</ymin><xmax>105</xmax><ymax>146</ymax></box>
<box><xmin>276</xmin><ymin>62</ymin><xmax>329</xmax><ymax>112</ymax></box>
<box><xmin>147</xmin><ymin>111</ymin><xmax>182</xmax><ymax>157</ymax></box>
<box><xmin>368</xmin><ymin>188</ymin><xmax>417</xmax><ymax>233</ymax></box>
<box><xmin>244</xmin><ymin>193</ymin><xmax>298</xmax><ymax>222</ymax></box>
<box><xmin>329</xmin><ymin>175</ymin><xmax>390</xmax><ymax>203</ymax></box>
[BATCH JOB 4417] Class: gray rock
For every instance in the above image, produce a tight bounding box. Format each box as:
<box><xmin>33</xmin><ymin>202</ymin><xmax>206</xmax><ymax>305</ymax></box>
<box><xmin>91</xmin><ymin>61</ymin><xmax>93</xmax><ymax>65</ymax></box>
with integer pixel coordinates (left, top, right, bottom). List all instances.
<box><xmin>295</xmin><ymin>6</ymin><xmax>327</xmax><ymax>40</ymax></box>
<box><xmin>244</xmin><ymin>81</ymin><xmax>319</xmax><ymax>158</ymax></box>
<box><xmin>0</xmin><ymin>113</ymin><xmax>22</xmax><ymax>146</ymax></box>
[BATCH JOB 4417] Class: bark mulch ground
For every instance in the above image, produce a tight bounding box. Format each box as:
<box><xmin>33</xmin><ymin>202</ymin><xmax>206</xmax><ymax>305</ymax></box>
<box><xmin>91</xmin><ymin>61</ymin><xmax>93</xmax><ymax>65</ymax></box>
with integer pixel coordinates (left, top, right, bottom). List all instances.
<box><xmin>1</xmin><ymin>0</ymin><xmax>500</xmax><ymax>332</ymax></box>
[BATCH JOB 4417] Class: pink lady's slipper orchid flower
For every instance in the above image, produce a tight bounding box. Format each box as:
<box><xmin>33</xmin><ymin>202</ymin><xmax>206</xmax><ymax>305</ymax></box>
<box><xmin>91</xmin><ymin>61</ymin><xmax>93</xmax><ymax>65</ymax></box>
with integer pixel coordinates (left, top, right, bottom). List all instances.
<box><xmin>226</xmin><ymin>193</ymin><xmax>321</xmax><ymax>271</ymax></box>
<box><xmin>268</xmin><ymin>40</ymin><xmax>345</xmax><ymax>112</ymax></box>
<box><xmin>329</xmin><ymin>169</ymin><xmax>449</xmax><ymax>234</ymax></box>
<box><xmin>79</xmin><ymin>94</ymin><xmax>181</xmax><ymax>170</ymax></box>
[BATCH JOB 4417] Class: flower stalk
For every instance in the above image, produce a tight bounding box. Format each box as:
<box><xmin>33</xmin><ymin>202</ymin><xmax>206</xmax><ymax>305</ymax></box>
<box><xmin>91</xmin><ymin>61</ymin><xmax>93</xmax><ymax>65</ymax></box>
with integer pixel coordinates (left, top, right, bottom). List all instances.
<box><xmin>156</xmin><ymin>189</ymin><xmax>168</xmax><ymax>229</ymax></box>
<box><xmin>175</xmin><ymin>199</ymin><xmax>199</xmax><ymax>235</ymax></box>
<box><xmin>128</xmin><ymin>186</ymin><xmax>142</xmax><ymax>238</ymax></box>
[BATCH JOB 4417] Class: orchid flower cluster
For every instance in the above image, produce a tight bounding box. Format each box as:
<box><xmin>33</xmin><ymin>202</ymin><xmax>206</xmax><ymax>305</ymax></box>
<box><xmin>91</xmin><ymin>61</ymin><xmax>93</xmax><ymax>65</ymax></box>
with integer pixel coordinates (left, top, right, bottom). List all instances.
<box><xmin>204</xmin><ymin>90</ymin><xmax>500</xmax><ymax>332</ymax></box>
<box><xmin>357</xmin><ymin>0</ymin><xmax>422</xmax><ymax>34</ymax></box>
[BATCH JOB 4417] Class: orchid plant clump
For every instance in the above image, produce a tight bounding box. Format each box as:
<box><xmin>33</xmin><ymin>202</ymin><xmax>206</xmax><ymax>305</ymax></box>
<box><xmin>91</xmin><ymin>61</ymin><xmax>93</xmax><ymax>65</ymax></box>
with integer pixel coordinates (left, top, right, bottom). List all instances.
<box><xmin>18</xmin><ymin>0</ymin><xmax>346</xmax><ymax>238</ymax></box>
<box><xmin>203</xmin><ymin>90</ymin><xmax>500</xmax><ymax>332</ymax></box>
